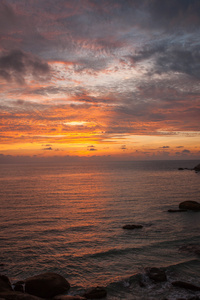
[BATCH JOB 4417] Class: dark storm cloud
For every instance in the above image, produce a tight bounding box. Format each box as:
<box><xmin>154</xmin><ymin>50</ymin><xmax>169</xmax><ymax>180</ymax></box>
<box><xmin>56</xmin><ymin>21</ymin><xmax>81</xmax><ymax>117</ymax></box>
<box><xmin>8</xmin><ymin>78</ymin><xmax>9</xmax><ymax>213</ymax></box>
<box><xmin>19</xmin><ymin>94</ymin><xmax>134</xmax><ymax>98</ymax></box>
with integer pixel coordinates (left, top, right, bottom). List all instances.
<box><xmin>130</xmin><ymin>43</ymin><xmax>200</xmax><ymax>79</ymax></box>
<box><xmin>155</xmin><ymin>47</ymin><xmax>200</xmax><ymax>79</ymax></box>
<box><xmin>0</xmin><ymin>1</ymin><xmax>17</xmax><ymax>32</ymax></box>
<box><xmin>1</xmin><ymin>0</ymin><xmax>200</xmax><ymax>64</ymax></box>
<box><xmin>0</xmin><ymin>50</ymin><xmax>51</xmax><ymax>84</ymax></box>
<box><xmin>147</xmin><ymin>0</ymin><xmax>200</xmax><ymax>30</ymax></box>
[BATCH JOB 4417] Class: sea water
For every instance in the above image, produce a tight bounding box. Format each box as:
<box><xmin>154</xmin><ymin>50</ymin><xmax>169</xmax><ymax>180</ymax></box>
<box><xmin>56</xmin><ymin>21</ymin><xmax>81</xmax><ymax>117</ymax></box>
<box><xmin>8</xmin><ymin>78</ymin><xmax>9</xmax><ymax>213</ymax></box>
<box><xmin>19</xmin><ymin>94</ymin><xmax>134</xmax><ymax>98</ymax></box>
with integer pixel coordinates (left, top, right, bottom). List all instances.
<box><xmin>0</xmin><ymin>160</ymin><xmax>200</xmax><ymax>299</ymax></box>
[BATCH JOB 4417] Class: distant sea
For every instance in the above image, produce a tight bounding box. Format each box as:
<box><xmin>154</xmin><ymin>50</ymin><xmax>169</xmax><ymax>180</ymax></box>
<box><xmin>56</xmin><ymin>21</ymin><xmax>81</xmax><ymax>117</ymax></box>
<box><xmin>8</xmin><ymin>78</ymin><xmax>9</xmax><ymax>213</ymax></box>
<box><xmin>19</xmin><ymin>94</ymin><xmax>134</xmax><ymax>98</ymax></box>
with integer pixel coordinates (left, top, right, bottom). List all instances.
<box><xmin>0</xmin><ymin>160</ymin><xmax>200</xmax><ymax>299</ymax></box>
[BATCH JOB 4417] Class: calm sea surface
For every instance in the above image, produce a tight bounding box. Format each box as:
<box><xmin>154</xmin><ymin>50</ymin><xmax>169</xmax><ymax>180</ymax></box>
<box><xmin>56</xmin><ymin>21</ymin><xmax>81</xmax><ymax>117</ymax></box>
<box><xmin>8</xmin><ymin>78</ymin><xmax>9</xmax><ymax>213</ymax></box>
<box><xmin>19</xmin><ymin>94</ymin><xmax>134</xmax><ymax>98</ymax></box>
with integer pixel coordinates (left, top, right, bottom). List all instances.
<box><xmin>0</xmin><ymin>160</ymin><xmax>200</xmax><ymax>299</ymax></box>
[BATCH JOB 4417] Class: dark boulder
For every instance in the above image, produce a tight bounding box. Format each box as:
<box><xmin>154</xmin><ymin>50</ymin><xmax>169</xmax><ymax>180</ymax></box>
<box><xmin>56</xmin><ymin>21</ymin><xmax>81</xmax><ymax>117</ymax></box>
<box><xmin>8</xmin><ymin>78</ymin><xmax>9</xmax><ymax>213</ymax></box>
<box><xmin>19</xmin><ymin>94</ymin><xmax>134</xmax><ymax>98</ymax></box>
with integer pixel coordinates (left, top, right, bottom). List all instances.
<box><xmin>179</xmin><ymin>201</ymin><xmax>200</xmax><ymax>211</ymax></box>
<box><xmin>168</xmin><ymin>209</ymin><xmax>187</xmax><ymax>212</ymax></box>
<box><xmin>14</xmin><ymin>283</ymin><xmax>24</xmax><ymax>292</ymax></box>
<box><xmin>25</xmin><ymin>272</ymin><xmax>70</xmax><ymax>299</ymax></box>
<box><xmin>194</xmin><ymin>163</ymin><xmax>200</xmax><ymax>172</ymax></box>
<box><xmin>83</xmin><ymin>287</ymin><xmax>107</xmax><ymax>299</ymax></box>
<box><xmin>0</xmin><ymin>275</ymin><xmax>12</xmax><ymax>292</ymax></box>
<box><xmin>145</xmin><ymin>267</ymin><xmax>167</xmax><ymax>282</ymax></box>
<box><xmin>172</xmin><ymin>281</ymin><xmax>200</xmax><ymax>291</ymax></box>
<box><xmin>122</xmin><ymin>224</ymin><xmax>143</xmax><ymax>230</ymax></box>
<box><xmin>0</xmin><ymin>290</ymin><xmax>42</xmax><ymax>300</ymax></box>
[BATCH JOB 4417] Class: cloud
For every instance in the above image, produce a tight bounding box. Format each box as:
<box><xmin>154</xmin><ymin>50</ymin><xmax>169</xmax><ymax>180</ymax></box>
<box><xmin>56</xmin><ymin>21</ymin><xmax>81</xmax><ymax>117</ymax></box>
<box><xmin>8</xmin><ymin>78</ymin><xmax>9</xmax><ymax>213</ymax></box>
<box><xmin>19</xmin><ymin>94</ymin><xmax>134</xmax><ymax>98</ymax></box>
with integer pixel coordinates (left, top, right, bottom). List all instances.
<box><xmin>160</xmin><ymin>146</ymin><xmax>170</xmax><ymax>149</ymax></box>
<box><xmin>0</xmin><ymin>50</ymin><xmax>51</xmax><ymax>84</ymax></box>
<box><xmin>182</xmin><ymin>149</ymin><xmax>190</xmax><ymax>154</ymax></box>
<box><xmin>87</xmin><ymin>145</ymin><xmax>97</xmax><ymax>151</ymax></box>
<box><xmin>176</xmin><ymin>146</ymin><xmax>184</xmax><ymax>148</ymax></box>
<box><xmin>42</xmin><ymin>147</ymin><xmax>53</xmax><ymax>150</ymax></box>
<box><xmin>0</xmin><ymin>1</ymin><xmax>17</xmax><ymax>33</ymax></box>
<box><xmin>121</xmin><ymin>145</ymin><xmax>127</xmax><ymax>150</ymax></box>
<box><xmin>146</xmin><ymin>0</ymin><xmax>200</xmax><ymax>30</ymax></box>
<box><xmin>130</xmin><ymin>43</ymin><xmax>200</xmax><ymax>79</ymax></box>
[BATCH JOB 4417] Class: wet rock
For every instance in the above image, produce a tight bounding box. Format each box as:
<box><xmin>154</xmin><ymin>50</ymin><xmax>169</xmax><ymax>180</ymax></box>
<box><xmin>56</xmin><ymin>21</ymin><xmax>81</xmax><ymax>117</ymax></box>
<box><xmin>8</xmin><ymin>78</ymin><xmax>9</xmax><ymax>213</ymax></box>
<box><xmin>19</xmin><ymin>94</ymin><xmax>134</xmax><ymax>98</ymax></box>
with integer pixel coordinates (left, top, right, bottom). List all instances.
<box><xmin>138</xmin><ymin>278</ymin><xmax>146</xmax><ymax>288</ymax></box>
<box><xmin>54</xmin><ymin>295</ymin><xmax>86</xmax><ymax>300</ymax></box>
<box><xmin>168</xmin><ymin>209</ymin><xmax>187</xmax><ymax>212</ymax></box>
<box><xmin>83</xmin><ymin>287</ymin><xmax>107</xmax><ymax>299</ymax></box>
<box><xmin>0</xmin><ymin>275</ymin><xmax>12</xmax><ymax>292</ymax></box>
<box><xmin>0</xmin><ymin>290</ymin><xmax>42</xmax><ymax>300</ymax></box>
<box><xmin>25</xmin><ymin>272</ymin><xmax>70</xmax><ymax>298</ymax></box>
<box><xmin>14</xmin><ymin>282</ymin><xmax>24</xmax><ymax>285</ymax></box>
<box><xmin>14</xmin><ymin>283</ymin><xmax>24</xmax><ymax>293</ymax></box>
<box><xmin>179</xmin><ymin>201</ymin><xmax>200</xmax><ymax>211</ymax></box>
<box><xmin>122</xmin><ymin>224</ymin><xmax>143</xmax><ymax>230</ymax></box>
<box><xmin>145</xmin><ymin>267</ymin><xmax>167</xmax><ymax>282</ymax></box>
<box><xmin>172</xmin><ymin>281</ymin><xmax>200</xmax><ymax>291</ymax></box>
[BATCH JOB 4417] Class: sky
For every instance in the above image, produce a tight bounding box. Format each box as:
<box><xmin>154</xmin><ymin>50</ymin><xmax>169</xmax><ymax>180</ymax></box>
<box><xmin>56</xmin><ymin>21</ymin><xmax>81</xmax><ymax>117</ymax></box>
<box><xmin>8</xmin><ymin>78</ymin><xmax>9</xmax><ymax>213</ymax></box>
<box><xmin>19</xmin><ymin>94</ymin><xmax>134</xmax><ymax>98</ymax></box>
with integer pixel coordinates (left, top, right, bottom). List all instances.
<box><xmin>0</xmin><ymin>0</ymin><xmax>200</xmax><ymax>161</ymax></box>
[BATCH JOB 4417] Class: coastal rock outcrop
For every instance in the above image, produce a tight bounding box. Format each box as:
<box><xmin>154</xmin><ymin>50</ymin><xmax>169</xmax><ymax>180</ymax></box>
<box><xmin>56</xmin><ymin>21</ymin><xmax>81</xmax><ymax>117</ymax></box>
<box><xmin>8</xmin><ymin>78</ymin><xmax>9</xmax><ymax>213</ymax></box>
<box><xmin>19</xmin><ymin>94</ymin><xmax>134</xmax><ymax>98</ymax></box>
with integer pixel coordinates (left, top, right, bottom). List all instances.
<box><xmin>83</xmin><ymin>287</ymin><xmax>107</xmax><ymax>299</ymax></box>
<box><xmin>194</xmin><ymin>163</ymin><xmax>200</xmax><ymax>172</ymax></box>
<box><xmin>145</xmin><ymin>267</ymin><xmax>167</xmax><ymax>282</ymax></box>
<box><xmin>25</xmin><ymin>272</ymin><xmax>70</xmax><ymax>298</ymax></box>
<box><xmin>179</xmin><ymin>201</ymin><xmax>200</xmax><ymax>211</ymax></box>
<box><xmin>122</xmin><ymin>224</ymin><xmax>143</xmax><ymax>230</ymax></box>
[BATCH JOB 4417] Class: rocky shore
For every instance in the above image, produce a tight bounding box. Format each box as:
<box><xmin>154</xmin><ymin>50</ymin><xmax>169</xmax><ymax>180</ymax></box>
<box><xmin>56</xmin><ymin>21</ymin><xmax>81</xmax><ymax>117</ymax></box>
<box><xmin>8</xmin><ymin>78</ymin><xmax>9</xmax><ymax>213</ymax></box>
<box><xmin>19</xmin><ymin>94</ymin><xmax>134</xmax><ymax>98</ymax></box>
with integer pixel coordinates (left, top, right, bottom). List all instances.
<box><xmin>1</xmin><ymin>268</ymin><xmax>200</xmax><ymax>300</ymax></box>
<box><xmin>178</xmin><ymin>163</ymin><xmax>200</xmax><ymax>173</ymax></box>
<box><xmin>0</xmin><ymin>273</ymin><xmax>107</xmax><ymax>300</ymax></box>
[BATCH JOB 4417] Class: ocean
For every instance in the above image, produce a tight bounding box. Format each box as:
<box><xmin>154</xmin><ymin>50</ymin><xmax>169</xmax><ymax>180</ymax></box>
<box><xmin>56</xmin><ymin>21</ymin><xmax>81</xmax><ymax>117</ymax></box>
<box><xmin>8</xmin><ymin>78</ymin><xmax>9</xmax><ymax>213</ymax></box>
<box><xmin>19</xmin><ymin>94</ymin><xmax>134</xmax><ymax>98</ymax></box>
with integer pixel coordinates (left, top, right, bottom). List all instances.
<box><xmin>0</xmin><ymin>160</ymin><xmax>200</xmax><ymax>299</ymax></box>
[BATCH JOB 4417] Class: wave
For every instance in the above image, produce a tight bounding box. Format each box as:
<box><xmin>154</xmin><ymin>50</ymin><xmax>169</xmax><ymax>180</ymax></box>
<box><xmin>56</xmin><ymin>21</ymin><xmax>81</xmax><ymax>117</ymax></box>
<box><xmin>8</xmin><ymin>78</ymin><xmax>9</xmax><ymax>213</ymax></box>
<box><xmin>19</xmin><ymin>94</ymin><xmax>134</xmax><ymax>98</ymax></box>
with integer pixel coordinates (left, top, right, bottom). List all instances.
<box><xmin>104</xmin><ymin>259</ymin><xmax>200</xmax><ymax>300</ymax></box>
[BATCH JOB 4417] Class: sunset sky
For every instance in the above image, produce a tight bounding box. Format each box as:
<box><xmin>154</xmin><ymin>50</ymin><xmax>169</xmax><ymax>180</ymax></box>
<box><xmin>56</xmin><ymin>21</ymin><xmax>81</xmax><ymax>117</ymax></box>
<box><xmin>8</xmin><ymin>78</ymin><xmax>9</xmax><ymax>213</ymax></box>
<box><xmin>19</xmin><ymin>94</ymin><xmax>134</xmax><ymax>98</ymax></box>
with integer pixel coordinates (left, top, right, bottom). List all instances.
<box><xmin>0</xmin><ymin>0</ymin><xmax>200</xmax><ymax>161</ymax></box>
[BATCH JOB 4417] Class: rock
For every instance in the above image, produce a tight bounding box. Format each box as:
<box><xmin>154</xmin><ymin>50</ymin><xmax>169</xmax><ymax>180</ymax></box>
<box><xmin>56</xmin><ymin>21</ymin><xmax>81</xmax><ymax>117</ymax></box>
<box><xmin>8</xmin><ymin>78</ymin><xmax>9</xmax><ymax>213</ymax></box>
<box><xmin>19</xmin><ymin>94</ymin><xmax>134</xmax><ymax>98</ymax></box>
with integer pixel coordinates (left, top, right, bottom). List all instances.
<box><xmin>14</xmin><ymin>282</ymin><xmax>25</xmax><ymax>285</ymax></box>
<box><xmin>83</xmin><ymin>287</ymin><xmax>107</xmax><ymax>299</ymax></box>
<box><xmin>194</xmin><ymin>163</ymin><xmax>200</xmax><ymax>172</ymax></box>
<box><xmin>14</xmin><ymin>283</ymin><xmax>24</xmax><ymax>292</ymax></box>
<box><xmin>172</xmin><ymin>281</ymin><xmax>200</xmax><ymax>291</ymax></box>
<box><xmin>122</xmin><ymin>224</ymin><xmax>143</xmax><ymax>230</ymax></box>
<box><xmin>179</xmin><ymin>201</ymin><xmax>200</xmax><ymax>211</ymax></box>
<box><xmin>138</xmin><ymin>278</ymin><xmax>145</xmax><ymax>288</ymax></box>
<box><xmin>145</xmin><ymin>267</ymin><xmax>167</xmax><ymax>282</ymax></box>
<box><xmin>54</xmin><ymin>296</ymin><xmax>86</xmax><ymax>300</ymax></box>
<box><xmin>168</xmin><ymin>209</ymin><xmax>187</xmax><ymax>212</ymax></box>
<box><xmin>0</xmin><ymin>290</ymin><xmax>42</xmax><ymax>300</ymax></box>
<box><xmin>0</xmin><ymin>275</ymin><xmax>12</xmax><ymax>292</ymax></box>
<box><xmin>25</xmin><ymin>272</ymin><xmax>70</xmax><ymax>298</ymax></box>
